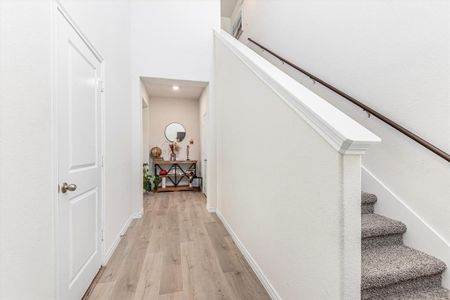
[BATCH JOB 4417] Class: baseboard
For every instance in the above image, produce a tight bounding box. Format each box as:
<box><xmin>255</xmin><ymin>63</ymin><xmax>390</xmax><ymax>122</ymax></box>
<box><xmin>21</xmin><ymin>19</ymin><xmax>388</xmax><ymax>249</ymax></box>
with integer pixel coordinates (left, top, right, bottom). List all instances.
<box><xmin>207</xmin><ymin>206</ymin><xmax>216</xmax><ymax>213</ymax></box>
<box><xmin>133</xmin><ymin>209</ymin><xmax>143</xmax><ymax>219</ymax></box>
<box><xmin>362</xmin><ymin>166</ymin><xmax>450</xmax><ymax>288</ymax></box>
<box><xmin>215</xmin><ymin>210</ymin><xmax>282</xmax><ymax>300</ymax></box>
<box><xmin>102</xmin><ymin>215</ymin><xmax>133</xmax><ymax>265</ymax></box>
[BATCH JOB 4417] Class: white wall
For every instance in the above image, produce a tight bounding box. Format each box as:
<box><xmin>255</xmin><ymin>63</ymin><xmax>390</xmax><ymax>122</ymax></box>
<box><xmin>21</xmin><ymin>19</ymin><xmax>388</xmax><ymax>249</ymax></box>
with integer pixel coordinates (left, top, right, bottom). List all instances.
<box><xmin>147</xmin><ymin>97</ymin><xmax>201</xmax><ymax>164</ymax></box>
<box><xmin>0</xmin><ymin>1</ymin><xmax>133</xmax><ymax>298</ymax></box>
<box><xmin>130</xmin><ymin>0</ymin><xmax>220</xmax><ymax>214</ymax></box>
<box><xmin>214</xmin><ymin>31</ymin><xmax>379</xmax><ymax>299</ymax></box>
<box><xmin>58</xmin><ymin>0</ymin><xmax>133</xmax><ymax>263</ymax></box>
<box><xmin>221</xmin><ymin>17</ymin><xmax>231</xmax><ymax>33</ymax></box>
<box><xmin>241</xmin><ymin>0</ymin><xmax>450</xmax><ymax>256</ymax></box>
<box><xmin>199</xmin><ymin>87</ymin><xmax>209</xmax><ymax>182</ymax></box>
<box><xmin>0</xmin><ymin>2</ymin><xmax>54</xmax><ymax>299</ymax></box>
<box><xmin>141</xmin><ymin>82</ymin><xmax>150</xmax><ymax>164</ymax></box>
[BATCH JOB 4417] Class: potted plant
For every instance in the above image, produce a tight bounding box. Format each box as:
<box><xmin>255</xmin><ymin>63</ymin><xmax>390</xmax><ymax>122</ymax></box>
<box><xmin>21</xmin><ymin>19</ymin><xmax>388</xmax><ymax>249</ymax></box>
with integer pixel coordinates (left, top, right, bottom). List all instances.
<box><xmin>143</xmin><ymin>163</ymin><xmax>162</xmax><ymax>192</ymax></box>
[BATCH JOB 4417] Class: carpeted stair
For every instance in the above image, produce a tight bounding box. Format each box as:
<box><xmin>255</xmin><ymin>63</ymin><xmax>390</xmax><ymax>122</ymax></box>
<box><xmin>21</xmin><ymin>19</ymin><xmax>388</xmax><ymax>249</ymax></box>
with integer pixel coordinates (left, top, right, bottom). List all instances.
<box><xmin>361</xmin><ymin>192</ymin><xmax>449</xmax><ymax>299</ymax></box>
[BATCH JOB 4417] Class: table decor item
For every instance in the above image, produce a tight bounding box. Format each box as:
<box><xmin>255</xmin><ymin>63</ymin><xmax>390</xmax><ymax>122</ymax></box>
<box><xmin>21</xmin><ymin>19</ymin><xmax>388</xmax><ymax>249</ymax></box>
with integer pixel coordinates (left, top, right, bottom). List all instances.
<box><xmin>165</xmin><ymin>122</ymin><xmax>186</xmax><ymax>142</ymax></box>
<box><xmin>150</xmin><ymin>146</ymin><xmax>162</xmax><ymax>160</ymax></box>
<box><xmin>169</xmin><ymin>142</ymin><xmax>178</xmax><ymax>161</ymax></box>
<box><xmin>186</xmin><ymin>139</ymin><xmax>194</xmax><ymax>160</ymax></box>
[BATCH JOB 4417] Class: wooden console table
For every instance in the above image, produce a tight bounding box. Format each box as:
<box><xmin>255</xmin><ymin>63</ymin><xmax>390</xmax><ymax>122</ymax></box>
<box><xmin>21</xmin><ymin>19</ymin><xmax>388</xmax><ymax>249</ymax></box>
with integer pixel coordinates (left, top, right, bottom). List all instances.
<box><xmin>153</xmin><ymin>160</ymin><xmax>197</xmax><ymax>192</ymax></box>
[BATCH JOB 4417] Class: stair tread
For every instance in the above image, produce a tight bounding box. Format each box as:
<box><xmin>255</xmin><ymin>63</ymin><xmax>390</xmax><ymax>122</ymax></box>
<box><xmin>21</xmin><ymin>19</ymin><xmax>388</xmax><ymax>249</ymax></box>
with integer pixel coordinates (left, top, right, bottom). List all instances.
<box><xmin>362</xmin><ymin>214</ymin><xmax>407</xmax><ymax>238</ymax></box>
<box><xmin>385</xmin><ymin>287</ymin><xmax>450</xmax><ymax>299</ymax></box>
<box><xmin>362</xmin><ymin>192</ymin><xmax>377</xmax><ymax>205</ymax></box>
<box><xmin>362</xmin><ymin>245</ymin><xmax>447</xmax><ymax>290</ymax></box>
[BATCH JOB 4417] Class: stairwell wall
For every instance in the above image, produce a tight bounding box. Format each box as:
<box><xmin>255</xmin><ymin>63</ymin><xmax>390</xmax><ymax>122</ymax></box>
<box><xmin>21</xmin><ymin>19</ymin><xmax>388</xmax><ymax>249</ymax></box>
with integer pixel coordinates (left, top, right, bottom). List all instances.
<box><xmin>240</xmin><ymin>0</ymin><xmax>450</xmax><ymax>272</ymax></box>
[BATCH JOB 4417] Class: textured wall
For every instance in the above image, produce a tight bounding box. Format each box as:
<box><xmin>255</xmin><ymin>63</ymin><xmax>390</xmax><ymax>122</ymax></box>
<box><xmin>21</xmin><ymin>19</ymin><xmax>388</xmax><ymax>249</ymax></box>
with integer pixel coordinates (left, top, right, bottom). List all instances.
<box><xmin>242</xmin><ymin>0</ymin><xmax>450</xmax><ymax>249</ymax></box>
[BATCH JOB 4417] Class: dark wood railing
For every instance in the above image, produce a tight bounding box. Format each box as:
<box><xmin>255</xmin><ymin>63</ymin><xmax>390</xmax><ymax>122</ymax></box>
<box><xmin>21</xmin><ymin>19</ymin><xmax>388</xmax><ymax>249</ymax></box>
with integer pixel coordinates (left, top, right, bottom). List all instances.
<box><xmin>248</xmin><ymin>38</ymin><xmax>450</xmax><ymax>163</ymax></box>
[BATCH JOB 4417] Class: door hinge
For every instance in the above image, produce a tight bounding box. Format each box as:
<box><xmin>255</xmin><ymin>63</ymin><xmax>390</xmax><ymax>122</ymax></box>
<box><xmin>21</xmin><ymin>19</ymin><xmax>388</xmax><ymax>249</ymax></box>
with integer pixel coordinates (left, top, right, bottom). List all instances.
<box><xmin>101</xmin><ymin>229</ymin><xmax>104</xmax><ymax>242</ymax></box>
<box><xmin>101</xmin><ymin>155</ymin><xmax>104</xmax><ymax>167</ymax></box>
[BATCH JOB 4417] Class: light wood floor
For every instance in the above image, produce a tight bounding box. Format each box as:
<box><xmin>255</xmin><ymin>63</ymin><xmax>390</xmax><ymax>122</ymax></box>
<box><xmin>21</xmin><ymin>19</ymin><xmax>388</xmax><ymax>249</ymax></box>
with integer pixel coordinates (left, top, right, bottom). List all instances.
<box><xmin>84</xmin><ymin>192</ymin><xmax>271</xmax><ymax>300</ymax></box>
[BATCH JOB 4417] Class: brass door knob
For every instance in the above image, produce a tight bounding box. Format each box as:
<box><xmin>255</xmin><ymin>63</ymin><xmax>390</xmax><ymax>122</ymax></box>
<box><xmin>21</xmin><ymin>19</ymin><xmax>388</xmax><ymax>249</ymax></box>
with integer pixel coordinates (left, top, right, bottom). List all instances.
<box><xmin>61</xmin><ymin>182</ymin><xmax>77</xmax><ymax>193</ymax></box>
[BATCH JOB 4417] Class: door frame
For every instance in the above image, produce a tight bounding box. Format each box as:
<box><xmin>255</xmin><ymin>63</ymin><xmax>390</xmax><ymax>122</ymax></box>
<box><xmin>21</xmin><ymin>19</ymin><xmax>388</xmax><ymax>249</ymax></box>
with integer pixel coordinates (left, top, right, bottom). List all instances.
<box><xmin>52</xmin><ymin>2</ymin><xmax>106</xmax><ymax>298</ymax></box>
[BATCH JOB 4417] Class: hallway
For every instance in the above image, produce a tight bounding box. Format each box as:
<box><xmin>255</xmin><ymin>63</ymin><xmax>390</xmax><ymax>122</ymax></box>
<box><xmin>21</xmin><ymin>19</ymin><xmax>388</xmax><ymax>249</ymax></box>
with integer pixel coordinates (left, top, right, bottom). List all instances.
<box><xmin>84</xmin><ymin>192</ymin><xmax>270</xmax><ymax>300</ymax></box>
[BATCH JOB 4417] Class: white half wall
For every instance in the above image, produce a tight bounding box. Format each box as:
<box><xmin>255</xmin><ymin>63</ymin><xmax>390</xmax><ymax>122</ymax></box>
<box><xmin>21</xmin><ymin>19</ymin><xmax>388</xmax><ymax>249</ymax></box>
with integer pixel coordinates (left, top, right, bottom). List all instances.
<box><xmin>241</xmin><ymin>0</ymin><xmax>450</xmax><ymax>254</ymax></box>
<box><xmin>130</xmin><ymin>0</ymin><xmax>220</xmax><ymax>215</ymax></box>
<box><xmin>214</xmin><ymin>30</ymin><xmax>379</xmax><ymax>299</ymax></box>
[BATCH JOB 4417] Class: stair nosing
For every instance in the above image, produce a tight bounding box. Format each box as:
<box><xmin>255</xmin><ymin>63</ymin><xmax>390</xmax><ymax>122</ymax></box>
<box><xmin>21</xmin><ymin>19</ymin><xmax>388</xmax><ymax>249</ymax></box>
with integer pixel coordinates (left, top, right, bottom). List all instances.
<box><xmin>361</xmin><ymin>214</ymin><xmax>407</xmax><ymax>239</ymax></box>
<box><xmin>361</xmin><ymin>192</ymin><xmax>377</xmax><ymax>205</ymax></box>
<box><xmin>362</xmin><ymin>245</ymin><xmax>447</xmax><ymax>290</ymax></box>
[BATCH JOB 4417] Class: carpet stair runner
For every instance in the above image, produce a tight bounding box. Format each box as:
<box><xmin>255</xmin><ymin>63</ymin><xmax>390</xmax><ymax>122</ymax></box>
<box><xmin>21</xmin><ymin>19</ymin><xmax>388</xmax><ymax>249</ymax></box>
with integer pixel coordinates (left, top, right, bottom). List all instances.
<box><xmin>361</xmin><ymin>192</ymin><xmax>449</xmax><ymax>299</ymax></box>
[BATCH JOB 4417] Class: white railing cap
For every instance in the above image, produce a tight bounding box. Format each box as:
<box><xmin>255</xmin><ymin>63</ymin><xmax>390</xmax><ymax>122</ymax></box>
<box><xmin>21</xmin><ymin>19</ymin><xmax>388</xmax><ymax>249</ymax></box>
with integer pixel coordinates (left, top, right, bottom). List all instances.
<box><xmin>214</xmin><ymin>30</ymin><xmax>381</xmax><ymax>155</ymax></box>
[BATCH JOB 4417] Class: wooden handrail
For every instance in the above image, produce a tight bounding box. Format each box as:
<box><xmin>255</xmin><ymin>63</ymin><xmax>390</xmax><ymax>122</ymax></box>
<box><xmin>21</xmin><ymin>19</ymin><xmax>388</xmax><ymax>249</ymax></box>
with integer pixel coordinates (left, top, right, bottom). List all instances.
<box><xmin>248</xmin><ymin>38</ymin><xmax>450</xmax><ymax>163</ymax></box>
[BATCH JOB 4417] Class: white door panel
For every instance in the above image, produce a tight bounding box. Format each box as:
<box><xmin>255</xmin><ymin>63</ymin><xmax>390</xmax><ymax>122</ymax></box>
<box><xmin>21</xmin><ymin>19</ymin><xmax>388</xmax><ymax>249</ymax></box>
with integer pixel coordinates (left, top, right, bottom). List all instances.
<box><xmin>57</xmin><ymin>10</ymin><xmax>103</xmax><ymax>300</ymax></box>
<box><xmin>69</xmin><ymin>188</ymin><xmax>98</xmax><ymax>284</ymax></box>
<box><xmin>68</xmin><ymin>42</ymin><xmax>98</xmax><ymax>171</ymax></box>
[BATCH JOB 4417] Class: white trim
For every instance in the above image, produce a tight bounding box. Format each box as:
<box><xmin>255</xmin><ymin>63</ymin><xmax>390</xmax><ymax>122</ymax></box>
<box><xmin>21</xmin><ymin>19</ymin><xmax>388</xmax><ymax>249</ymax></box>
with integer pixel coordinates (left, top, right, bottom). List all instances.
<box><xmin>340</xmin><ymin>155</ymin><xmax>362</xmax><ymax>299</ymax></box>
<box><xmin>51</xmin><ymin>2</ymin><xmax>59</xmax><ymax>298</ymax></box>
<box><xmin>207</xmin><ymin>207</ymin><xmax>216</xmax><ymax>213</ymax></box>
<box><xmin>55</xmin><ymin>1</ymin><xmax>103</xmax><ymax>62</ymax></box>
<box><xmin>216</xmin><ymin>210</ymin><xmax>282</xmax><ymax>300</ymax></box>
<box><xmin>99</xmin><ymin>62</ymin><xmax>107</xmax><ymax>265</ymax></box>
<box><xmin>103</xmin><ymin>207</ymin><xmax>143</xmax><ymax>266</ymax></box>
<box><xmin>102</xmin><ymin>215</ymin><xmax>133</xmax><ymax>265</ymax></box>
<box><xmin>133</xmin><ymin>209</ymin><xmax>144</xmax><ymax>219</ymax></box>
<box><xmin>362</xmin><ymin>166</ymin><xmax>450</xmax><ymax>288</ymax></box>
<box><xmin>214</xmin><ymin>30</ymin><xmax>380</xmax><ymax>154</ymax></box>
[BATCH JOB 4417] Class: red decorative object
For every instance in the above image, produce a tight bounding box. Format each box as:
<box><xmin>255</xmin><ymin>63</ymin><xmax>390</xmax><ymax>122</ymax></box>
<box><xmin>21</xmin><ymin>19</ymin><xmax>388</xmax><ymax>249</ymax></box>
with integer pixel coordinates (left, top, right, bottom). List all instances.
<box><xmin>159</xmin><ymin>170</ymin><xmax>168</xmax><ymax>176</ymax></box>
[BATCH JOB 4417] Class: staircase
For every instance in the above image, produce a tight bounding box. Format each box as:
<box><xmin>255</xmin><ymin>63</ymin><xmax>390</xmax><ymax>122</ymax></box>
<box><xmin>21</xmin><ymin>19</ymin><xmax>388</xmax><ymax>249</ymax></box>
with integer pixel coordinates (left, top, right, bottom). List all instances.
<box><xmin>361</xmin><ymin>192</ymin><xmax>449</xmax><ymax>299</ymax></box>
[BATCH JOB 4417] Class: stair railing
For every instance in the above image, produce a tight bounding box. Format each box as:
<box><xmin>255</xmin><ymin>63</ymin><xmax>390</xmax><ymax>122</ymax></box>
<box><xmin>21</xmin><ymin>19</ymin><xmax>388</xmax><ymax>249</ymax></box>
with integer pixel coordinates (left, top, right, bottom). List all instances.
<box><xmin>247</xmin><ymin>38</ymin><xmax>450</xmax><ymax>163</ymax></box>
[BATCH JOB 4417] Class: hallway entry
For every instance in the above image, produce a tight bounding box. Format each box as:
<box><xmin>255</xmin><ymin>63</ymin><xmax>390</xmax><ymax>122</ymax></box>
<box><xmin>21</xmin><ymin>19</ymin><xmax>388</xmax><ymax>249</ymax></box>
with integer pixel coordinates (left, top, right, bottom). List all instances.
<box><xmin>84</xmin><ymin>192</ymin><xmax>270</xmax><ymax>300</ymax></box>
<box><xmin>141</xmin><ymin>77</ymin><xmax>209</xmax><ymax>195</ymax></box>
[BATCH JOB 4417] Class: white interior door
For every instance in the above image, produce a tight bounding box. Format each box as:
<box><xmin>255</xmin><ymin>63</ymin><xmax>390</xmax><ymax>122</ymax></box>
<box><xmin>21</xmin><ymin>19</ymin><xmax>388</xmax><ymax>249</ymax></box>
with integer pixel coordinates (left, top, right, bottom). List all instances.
<box><xmin>56</xmin><ymin>11</ymin><xmax>103</xmax><ymax>300</ymax></box>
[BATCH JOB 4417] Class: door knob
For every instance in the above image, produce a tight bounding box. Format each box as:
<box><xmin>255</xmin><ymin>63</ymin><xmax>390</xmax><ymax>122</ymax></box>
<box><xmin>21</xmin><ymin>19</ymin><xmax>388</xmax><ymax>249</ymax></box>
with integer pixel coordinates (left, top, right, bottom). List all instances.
<box><xmin>61</xmin><ymin>182</ymin><xmax>77</xmax><ymax>193</ymax></box>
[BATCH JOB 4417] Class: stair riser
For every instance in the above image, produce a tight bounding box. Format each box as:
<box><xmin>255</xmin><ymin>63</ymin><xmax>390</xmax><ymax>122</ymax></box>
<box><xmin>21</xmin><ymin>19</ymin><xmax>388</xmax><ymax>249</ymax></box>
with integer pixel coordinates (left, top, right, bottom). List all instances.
<box><xmin>362</xmin><ymin>203</ymin><xmax>375</xmax><ymax>214</ymax></box>
<box><xmin>362</xmin><ymin>234</ymin><xmax>403</xmax><ymax>250</ymax></box>
<box><xmin>362</xmin><ymin>273</ymin><xmax>443</xmax><ymax>300</ymax></box>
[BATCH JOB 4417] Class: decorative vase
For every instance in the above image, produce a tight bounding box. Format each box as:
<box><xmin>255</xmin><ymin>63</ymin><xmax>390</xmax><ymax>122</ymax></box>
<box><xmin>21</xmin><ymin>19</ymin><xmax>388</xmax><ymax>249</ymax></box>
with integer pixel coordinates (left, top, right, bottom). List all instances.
<box><xmin>170</xmin><ymin>152</ymin><xmax>176</xmax><ymax>161</ymax></box>
<box><xmin>150</xmin><ymin>147</ymin><xmax>162</xmax><ymax>159</ymax></box>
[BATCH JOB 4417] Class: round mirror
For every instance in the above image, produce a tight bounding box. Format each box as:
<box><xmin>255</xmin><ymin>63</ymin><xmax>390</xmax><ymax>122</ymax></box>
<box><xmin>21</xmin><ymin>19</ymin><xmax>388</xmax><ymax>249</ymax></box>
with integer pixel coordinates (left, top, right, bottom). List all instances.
<box><xmin>164</xmin><ymin>122</ymin><xmax>186</xmax><ymax>142</ymax></box>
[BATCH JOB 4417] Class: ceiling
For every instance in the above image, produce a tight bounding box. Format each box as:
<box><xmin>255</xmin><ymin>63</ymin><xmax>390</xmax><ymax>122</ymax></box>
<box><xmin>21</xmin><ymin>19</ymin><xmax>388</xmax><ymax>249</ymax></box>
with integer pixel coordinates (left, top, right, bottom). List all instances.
<box><xmin>141</xmin><ymin>77</ymin><xmax>208</xmax><ymax>100</ymax></box>
<box><xmin>221</xmin><ymin>0</ymin><xmax>238</xmax><ymax>17</ymax></box>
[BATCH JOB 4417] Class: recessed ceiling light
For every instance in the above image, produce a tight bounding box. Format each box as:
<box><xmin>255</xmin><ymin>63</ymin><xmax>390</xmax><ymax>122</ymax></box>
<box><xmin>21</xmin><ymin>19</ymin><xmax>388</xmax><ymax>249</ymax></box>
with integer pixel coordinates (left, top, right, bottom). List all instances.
<box><xmin>172</xmin><ymin>85</ymin><xmax>180</xmax><ymax>91</ymax></box>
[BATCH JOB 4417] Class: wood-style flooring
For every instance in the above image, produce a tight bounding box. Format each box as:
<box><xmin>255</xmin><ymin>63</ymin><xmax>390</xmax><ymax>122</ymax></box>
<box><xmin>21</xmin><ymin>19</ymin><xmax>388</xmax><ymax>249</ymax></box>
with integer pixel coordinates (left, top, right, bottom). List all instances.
<box><xmin>84</xmin><ymin>192</ymin><xmax>271</xmax><ymax>300</ymax></box>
